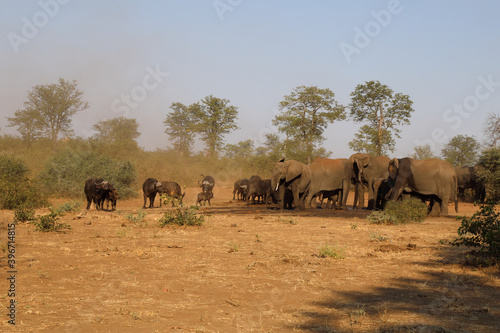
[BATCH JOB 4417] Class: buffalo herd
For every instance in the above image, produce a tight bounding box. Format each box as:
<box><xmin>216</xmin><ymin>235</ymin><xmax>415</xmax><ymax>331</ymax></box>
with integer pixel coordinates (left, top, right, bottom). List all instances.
<box><xmin>84</xmin><ymin>153</ymin><xmax>484</xmax><ymax>215</ymax></box>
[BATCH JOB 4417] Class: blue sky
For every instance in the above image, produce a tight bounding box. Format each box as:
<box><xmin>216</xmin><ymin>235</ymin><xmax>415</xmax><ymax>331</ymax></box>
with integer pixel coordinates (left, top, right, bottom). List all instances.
<box><xmin>1</xmin><ymin>0</ymin><xmax>499</xmax><ymax>158</ymax></box>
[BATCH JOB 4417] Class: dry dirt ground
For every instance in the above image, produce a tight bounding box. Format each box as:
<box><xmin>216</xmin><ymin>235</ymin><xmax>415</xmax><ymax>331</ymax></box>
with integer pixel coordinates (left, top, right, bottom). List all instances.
<box><xmin>1</xmin><ymin>185</ymin><xmax>500</xmax><ymax>333</ymax></box>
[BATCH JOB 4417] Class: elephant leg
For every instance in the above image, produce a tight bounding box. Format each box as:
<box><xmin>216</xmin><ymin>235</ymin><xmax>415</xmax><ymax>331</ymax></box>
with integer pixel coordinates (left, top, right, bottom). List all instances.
<box><xmin>292</xmin><ymin>187</ymin><xmax>302</xmax><ymax>210</ymax></box>
<box><xmin>340</xmin><ymin>180</ymin><xmax>350</xmax><ymax>209</ymax></box>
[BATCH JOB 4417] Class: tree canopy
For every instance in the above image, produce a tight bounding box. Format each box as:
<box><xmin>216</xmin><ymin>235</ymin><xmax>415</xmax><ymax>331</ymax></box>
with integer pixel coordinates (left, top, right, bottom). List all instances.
<box><xmin>484</xmin><ymin>113</ymin><xmax>500</xmax><ymax>148</ymax></box>
<box><xmin>166</xmin><ymin>96</ymin><xmax>239</xmax><ymax>157</ymax></box>
<box><xmin>163</xmin><ymin>102</ymin><xmax>196</xmax><ymax>156</ymax></box>
<box><xmin>441</xmin><ymin>135</ymin><xmax>480</xmax><ymax>167</ymax></box>
<box><xmin>410</xmin><ymin>144</ymin><xmax>438</xmax><ymax>160</ymax></box>
<box><xmin>7</xmin><ymin>78</ymin><xmax>89</xmax><ymax>144</ymax></box>
<box><xmin>349</xmin><ymin>80</ymin><xmax>414</xmax><ymax>156</ymax></box>
<box><xmin>272</xmin><ymin>85</ymin><xmax>345</xmax><ymax>163</ymax></box>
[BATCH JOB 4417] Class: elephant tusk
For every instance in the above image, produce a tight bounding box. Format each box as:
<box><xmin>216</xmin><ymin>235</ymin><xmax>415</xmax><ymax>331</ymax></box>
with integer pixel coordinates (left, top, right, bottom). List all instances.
<box><xmin>275</xmin><ymin>183</ymin><xmax>279</xmax><ymax>191</ymax></box>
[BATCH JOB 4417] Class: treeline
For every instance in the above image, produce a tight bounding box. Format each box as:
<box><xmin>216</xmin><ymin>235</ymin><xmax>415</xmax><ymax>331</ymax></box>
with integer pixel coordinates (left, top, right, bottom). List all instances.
<box><xmin>2</xmin><ymin>77</ymin><xmax>500</xmax><ymax>209</ymax></box>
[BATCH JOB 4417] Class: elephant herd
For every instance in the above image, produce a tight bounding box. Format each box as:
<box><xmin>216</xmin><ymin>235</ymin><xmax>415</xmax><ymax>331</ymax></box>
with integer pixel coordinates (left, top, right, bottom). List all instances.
<box><xmin>85</xmin><ymin>154</ymin><xmax>484</xmax><ymax>216</ymax></box>
<box><xmin>267</xmin><ymin>154</ymin><xmax>484</xmax><ymax>216</ymax></box>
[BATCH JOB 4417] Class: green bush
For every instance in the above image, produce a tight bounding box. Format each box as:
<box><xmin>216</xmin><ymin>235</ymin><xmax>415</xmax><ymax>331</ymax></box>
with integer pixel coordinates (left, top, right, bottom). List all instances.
<box><xmin>14</xmin><ymin>207</ymin><xmax>36</xmax><ymax>223</ymax></box>
<box><xmin>31</xmin><ymin>213</ymin><xmax>71</xmax><ymax>232</ymax></box>
<box><xmin>39</xmin><ymin>148</ymin><xmax>137</xmax><ymax>199</ymax></box>
<box><xmin>159</xmin><ymin>206</ymin><xmax>205</xmax><ymax>227</ymax></box>
<box><xmin>0</xmin><ymin>155</ymin><xmax>48</xmax><ymax>210</ymax></box>
<box><xmin>368</xmin><ymin>198</ymin><xmax>428</xmax><ymax>225</ymax></box>
<box><xmin>452</xmin><ymin>201</ymin><xmax>500</xmax><ymax>258</ymax></box>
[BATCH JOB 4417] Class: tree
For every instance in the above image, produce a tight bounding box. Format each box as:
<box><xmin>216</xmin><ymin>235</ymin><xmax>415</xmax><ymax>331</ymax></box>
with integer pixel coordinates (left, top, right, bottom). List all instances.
<box><xmin>441</xmin><ymin>135</ymin><xmax>480</xmax><ymax>167</ymax></box>
<box><xmin>7</xmin><ymin>78</ymin><xmax>89</xmax><ymax>145</ymax></box>
<box><xmin>272</xmin><ymin>86</ymin><xmax>345</xmax><ymax>163</ymax></box>
<box><xmin>6</xmin><ymin>108</ymin><xmax>42</xmax><ymax>143</ymax></box>
<box><xmin>484</xmin><ymin>113</ymin><xmax>500</xmax><ymax>148</ymax></box>
<box><xmin>92</xmin><ymin>117</ymin><xmax>140</xmax><ymax>156</ymax></box>
<box><xmin>410</xmin><ymin>144</ymin><xmax>438</xmax><ymax>160</ymax></box>
<box><xmin>93</xmin><ymin>117</ymin><xmax>140</xmax><ymax>144</ymax></box>
<box><xmin>190</xmin><ymin>95</ymin><xmax>239</xmax><ymax>157</ymax></box>
<box><xmin>224</xmin><ymin>139</ymin><xmax>255</xmax><ymax>159</ymax></box>
<box><xmin>349</xmin><ymin>80</ymin><xmax>414</xmax><ymax>156</ymax></box>
<box><xmin>163</xmin><ymin>102</ymin><xmax>196</xmax><ymax>156</ymax></box>
<box><xmin>477</xmin><ymin>147</ymin><xmax>500</xmax><ymax>202</ymax></box>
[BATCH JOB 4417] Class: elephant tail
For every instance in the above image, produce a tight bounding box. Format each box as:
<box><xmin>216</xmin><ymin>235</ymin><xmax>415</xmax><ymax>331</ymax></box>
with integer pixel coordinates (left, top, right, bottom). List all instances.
<box><xmin>454</xmin><ymin>175</ymin><xmax>459</xmax><ymax>214</ymax></box>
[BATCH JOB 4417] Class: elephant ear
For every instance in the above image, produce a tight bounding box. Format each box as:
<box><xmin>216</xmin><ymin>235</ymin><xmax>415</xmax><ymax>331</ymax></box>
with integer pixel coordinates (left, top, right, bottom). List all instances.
<box><xmin>286</xmin><ymin>161</ymin><xmax>303</xmax><ymax>182</ymax></box>
<box><xmin>360</xmin><ymin>155</ymin><xmax>370</xmax><ymax>168</ymax></box>
<box><xmin>388</xmin><ymin>158</ymin><xmax>399</xmax><ymax>178</ymax></box>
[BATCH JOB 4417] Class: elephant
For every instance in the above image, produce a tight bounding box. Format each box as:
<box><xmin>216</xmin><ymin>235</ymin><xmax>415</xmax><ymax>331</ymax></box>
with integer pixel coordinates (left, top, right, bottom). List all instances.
<box><xmin>349</xmin><ymin>153</ymin><xmax>390</xmax><ymax>209</ymax></box>
<box><xmin>304</xmin><ymin>158</ymin><xmax>353</xmax><ymax>209</ymax></box>
<box><xmin>372</xmin><ymin>177</ymin><xmax>391</xmax><ymax>210</ymax></box>
<box><xmin>318</xmin><ymin>190</ymin><xmax>342</xmax><ymax>209</ymax></box>
<box><xmin>387</xmin><ymin>158</ymin><xmax>458</xmax><ymax>215</ymax></box>
<box><xmin>271</xmin><ymin>159</ymin><xmax>311</xmax><ymax>210</ymax></box>
<box><xmin>455</xmin><ymin>165</ymin><xmax>486</xmax><ymax>202</ymax></box>
<box><xmin>246</xmin><ymin>175</ymin><xmax>263</xmax><ymax>204</ymax></box>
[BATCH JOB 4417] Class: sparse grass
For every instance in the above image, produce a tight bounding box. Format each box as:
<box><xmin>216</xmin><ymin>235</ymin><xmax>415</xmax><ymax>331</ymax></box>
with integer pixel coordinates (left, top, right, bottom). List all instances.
<box><xmin>369</xmin><ymin>232</ymin><xmax>389</xmax><ymax>242</ymax></box>
<box><xmin>350</xmin><ymin>223</ymin><xmax>358</xmax><ymax>229</ymax></box>
<box><xmin>50</xmin><ymin>201</ymin><xmax>81</xmax><ymax>215</ymax></box>
<box><xmin>228</xmin><ymin>243</ymin><xmax>241</xmax><ymax>253</ymax></box>
<box><xmin>318</xmin><ymin>243</ymin><xmax>345</xmax><ymax>259</ymax></box>
<box><xmin>125</xmin><ymin>212</ymin><xmax>147</xmax><ymax>226</ymax></box>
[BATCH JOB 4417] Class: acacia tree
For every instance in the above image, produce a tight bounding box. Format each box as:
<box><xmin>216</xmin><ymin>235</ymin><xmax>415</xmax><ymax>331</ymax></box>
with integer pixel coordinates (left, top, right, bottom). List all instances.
<box><xmin>410</xmin><ymin>144</ymin><xmax>438</xmax><ymax>160</ymax></box>
<box><xmin>484</xmin><ymin>113</ymin><xmax>500</xmax><ymax>148</ymax></box>
<box><xmin>190</xmin><ymin>95</ymin><xmax>239</xmax><ymax>157</ymax></box>
<box><xmin>349</xmin><ymin>80</ymin><xmax>414</xmax><ymax>156</ymax></box>
<box><xmin>441</xmin><ymin>135</ymin><xmax>480</xmax><ymax>167</ymax></box>
<box><xmin>272</xmin><ymin>85</ymin><xmax>345</xmax><ymax>163</ymax></box>
<box><xmin>92</xmin><ymin>117</ymin><xmax>140</xmax><ymax>156</ymax></box>
<box><xmin>7</xmin><ymin>78</ymin><xmax>89</xmax><ymax>145</ymax></box>
<box><xmin>163</xmin><ymin>102</ymin><xmax>196</xmax><ymax>156</ymax></box>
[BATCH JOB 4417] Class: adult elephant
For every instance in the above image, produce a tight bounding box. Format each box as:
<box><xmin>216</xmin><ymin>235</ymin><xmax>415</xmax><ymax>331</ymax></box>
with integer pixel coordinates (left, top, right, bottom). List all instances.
<box><xmin>271</xmin><ymin>159</ymin><xmax>311</xmax><ymax>210</ymax></box>
<box><xmin>304</xmin><ymin>158</ymin><xmax>353</xmax><ymax>209</ymax></box>
<box><xmin>349</xmin><ymin>153</ymin><xmax>390</xmax><ymax>209</ymax></box>
<box><xmin>455</xmin><ymin>165</ymin><xmax>486</xmax><ymax>202</ymax></box>
<box><xmin>388</xmin><ymin>158</ymin><xmax>458</xmax><ymax>215</ymax></box>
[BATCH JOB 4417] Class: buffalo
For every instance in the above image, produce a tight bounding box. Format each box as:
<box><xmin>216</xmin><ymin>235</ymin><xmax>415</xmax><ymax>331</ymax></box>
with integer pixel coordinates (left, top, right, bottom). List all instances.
<box><xmin>197</xmin><ymin>191</ymin><xmax>213</xmax><ymax>206</ymax></box>
<box><xmin>84</xmin><ymin>177</ymin><xmax>112</xmax><ymax>210</ymax></box>
<box><xmin>104</xmin><ymin>185</ymin><xmax>120</xmax><ymax>211</ymax></box>
<box><xmin>142</xmin><ymin>178</ymin><xmax>164</xmax><ymax>208</ymax></box>
<box><xmin>199</xmin><ymin>175</ymin><xmax>215</xmax><ymax>194</ymax></box>
<box><xmin>159</xmin><ymin>181</ymin><xmax>185</xmax><ymax>207</ymax></box>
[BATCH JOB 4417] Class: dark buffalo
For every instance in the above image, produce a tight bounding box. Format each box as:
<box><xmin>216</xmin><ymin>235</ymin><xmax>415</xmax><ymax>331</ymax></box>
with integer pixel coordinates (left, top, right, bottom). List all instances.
<box><xmin>142</xmin><ymin>178</ymin><xmax>164</xmax><ymax>208</ymax></box>
<box><xmin>199</xmin><ymin>175</ymin><xmax>215</xmax><ymax>194</ymax></box>
<box><xmin>245</xmin><ymin>175</ymin><xmax>262</xmax><ymax>204</ymax></box>
<box><xmin>197</xmin><ymin>191</ymin><xmax>214</xmax><ymax>206</ymax></box>
<box><xmin>159</xmin><ymin>181</ymin><xmax>185</xmax><ymax>207</ymax></box>
<box><xmin>246</xmin><ymin>177</ymin><xmax>277</xmax><ymax>206</ymax></box>
<box><xmin>233</xmin><ymin>179</ymin><xmax>249</xmax><ymax>200</ymax></box>
<box><xmin>104</xmin><ymin>185</ymin><xmax>120</xmax><ymax>211</ymax></box>
<box><xmin>84</xmin><ymin>177</ymin><xmax>111</xmax><ymax>210</ymax></box>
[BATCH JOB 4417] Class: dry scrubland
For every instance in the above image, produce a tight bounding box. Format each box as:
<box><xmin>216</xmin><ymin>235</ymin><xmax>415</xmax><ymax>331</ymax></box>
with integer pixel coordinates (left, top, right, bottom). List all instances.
<box><xmin>1</xmin><ymin>186</ymin><xmax>500</xmax><ymax>333</ymax></box>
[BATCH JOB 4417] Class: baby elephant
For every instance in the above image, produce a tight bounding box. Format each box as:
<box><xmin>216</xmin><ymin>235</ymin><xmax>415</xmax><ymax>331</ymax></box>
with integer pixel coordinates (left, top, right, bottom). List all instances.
<box><xmin>197</xmin><ymin>192</ymin><xmax>213</xmax><ymax>206</ymax></box>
